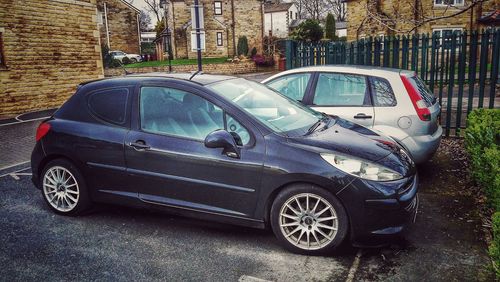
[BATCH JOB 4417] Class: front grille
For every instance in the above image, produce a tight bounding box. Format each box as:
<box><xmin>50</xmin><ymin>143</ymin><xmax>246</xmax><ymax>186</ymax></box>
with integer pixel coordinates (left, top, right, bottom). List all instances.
<box><xmin>398</xmin><ymin>179</ymin><xmax>413</xmax><ymax>195</ymax></box>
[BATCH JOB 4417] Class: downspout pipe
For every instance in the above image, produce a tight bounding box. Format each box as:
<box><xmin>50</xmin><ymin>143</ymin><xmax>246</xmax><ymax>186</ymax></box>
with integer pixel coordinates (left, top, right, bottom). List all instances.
<box><xmin>231</xmin><ymin>0</ymin><xmax>236</xmax><ymax>57</ymax></box>
<box><xmin>104</xmin><ymin>2</ymin><xmax>110</xmax><ymax>48</ymax></box>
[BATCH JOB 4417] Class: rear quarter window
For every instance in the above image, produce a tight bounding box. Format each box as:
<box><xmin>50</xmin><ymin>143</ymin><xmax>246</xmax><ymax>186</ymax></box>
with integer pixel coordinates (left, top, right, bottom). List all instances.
<box><xmin>408</xmin><ymin>76</ymin><xmax>436</xmax><ymax>106</ymax></box>
<box><xmin>87</xmin><ymin>88</ymin><xmax>129</xmax><ymax>126</ymax></box>
<box><xmin>370</xmin><ymin>77</ymin><xmax>397</xmax><ymax>107</ymax></box>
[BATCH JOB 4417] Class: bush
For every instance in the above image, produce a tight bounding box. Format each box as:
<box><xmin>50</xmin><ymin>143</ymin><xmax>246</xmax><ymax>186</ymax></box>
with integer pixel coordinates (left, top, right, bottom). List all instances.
<box><xmin>325</xmin><ymin>13</ymin><xmax>336</xmax><ymax>40</ymax></box>
<box><xmin>491</xmin><ymin>212</ymin><xmax>500</xmax><ymax>277</ymax></box>
<box><xmin>252</xmin><ymin>54</ymin><xmax>274</xmax><ymax>67</ymax></box>
<box><xmin>250</xmin><ymin>47</ymin><xmax>257</xmax><ymax>58</ymax></box>
<box><xmin>290</xmin><ymin>19</ymin><xmax>323</xmax><ymax>42</ymax></box>
<box><xmin>465</xmin><ymin>109</ymin><xmax>500</xmax><ymax>210</ymax></box>
<box><xmin>237</xmin><ymin>36</ymin><xmax>249</xmax><ymax>57</ymax></box>
<box><xmin>122</xmin><ymin>57</ymin><xmax>132</xmax><ymax>65</ymax></box>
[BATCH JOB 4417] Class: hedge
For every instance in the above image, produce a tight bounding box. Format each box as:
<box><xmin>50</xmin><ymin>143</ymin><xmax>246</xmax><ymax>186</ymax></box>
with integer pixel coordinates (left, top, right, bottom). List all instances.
<box><xmin>465</xmin><ymin>109</ymin><xmax>500</xmax><ymax>276</ymax></box>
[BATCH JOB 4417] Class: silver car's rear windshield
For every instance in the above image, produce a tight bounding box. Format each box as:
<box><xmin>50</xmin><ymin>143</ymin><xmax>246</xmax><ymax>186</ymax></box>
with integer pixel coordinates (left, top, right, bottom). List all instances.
<box><xmin>207</xmin><ymin>78</ymin><xmax>322</xmax><ymax>136</ymax></box>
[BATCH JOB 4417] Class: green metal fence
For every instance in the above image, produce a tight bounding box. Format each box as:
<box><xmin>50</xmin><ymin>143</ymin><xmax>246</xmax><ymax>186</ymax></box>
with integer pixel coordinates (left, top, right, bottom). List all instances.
<box><xmin>285</xmin><ymin>29</ymin><xmax>500</xmax><ymax>136</ymax></box>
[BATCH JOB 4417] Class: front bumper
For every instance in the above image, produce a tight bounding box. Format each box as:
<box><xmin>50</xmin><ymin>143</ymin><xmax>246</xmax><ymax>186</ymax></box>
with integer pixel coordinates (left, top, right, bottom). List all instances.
<box><xmin>338</xmin><ymin>173</ymin><xmax>419</xmax><ymax>245</ymax></box>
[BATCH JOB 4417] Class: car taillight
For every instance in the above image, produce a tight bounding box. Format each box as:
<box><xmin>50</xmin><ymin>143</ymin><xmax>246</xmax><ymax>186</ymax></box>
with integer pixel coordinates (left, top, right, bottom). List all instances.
<box><xmin>401</xmin><ymin>75</ymin><xmax>431</xmax><ymax>121</ymax></box>
<box><xmin>36</xmin><ymin>123</ymin><xmax>51</xmax><ymax>141</ymax></box>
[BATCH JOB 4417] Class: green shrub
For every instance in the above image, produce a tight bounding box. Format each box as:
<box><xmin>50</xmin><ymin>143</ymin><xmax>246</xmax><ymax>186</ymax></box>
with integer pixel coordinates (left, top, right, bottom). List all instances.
<box><xmin>465</xmin><ymin>109</ymin><xmax>500</xmax><ymax>210</ymax></box>
<box><xmin>325</xmin><ymin>13</ymin><xmax>336</xmax><ymax>40</ymax></box>
<box><xmin>490</xmin><ymin>212</ymin><xmax>500</xmax><ymax>277</ymax></box>
<box><xmin>237</xmin><ymin>36</ymin><xmax>249</xmax><ymax>57</ymax></box>
<box><xmin>290</xmin><ymin>19</ymin><xmax>324</xmax><ymax>42</ymax></box>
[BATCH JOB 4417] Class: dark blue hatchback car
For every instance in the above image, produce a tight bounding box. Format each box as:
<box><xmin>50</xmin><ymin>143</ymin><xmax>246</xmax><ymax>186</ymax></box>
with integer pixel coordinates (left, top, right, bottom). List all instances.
<box><xmin>31</xmin><ymin>73</ymin><xmax>418</xmax><ymax>254</ymax></box>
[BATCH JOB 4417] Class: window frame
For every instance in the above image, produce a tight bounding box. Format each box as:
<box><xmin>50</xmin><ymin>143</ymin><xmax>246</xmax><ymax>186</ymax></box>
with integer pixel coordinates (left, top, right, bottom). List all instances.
<box><xmin>86</xmin><ymin>87</ymin><xmax>131</xmax><ymax>127</ymax></box>
<box><xmin>216</xmin><ymin>32</ymin><xmax>223</xmax><ymax>47</ymax></box>
<box><xmin>0</xmin><ymin>31</ymin><xmax>6</xmax><ymax>69</ymax></box>
<box><xmin>307</xmin><ymin>72</ymin><xmax>373</xmax><ymax>108</ymax></box>
<box><xmin>368</xmin><ymin>76</ymin><xmax>397</xmax><ymax>107</ymax></box>
<box><xmin>432</xmin><ymin>27</ymin><xmax>463</xmax><ymax>50</ymax></box>
<box><xmin>214</xmin><ymin>1</ymin><xmax>222</xmax><ymax>15</ymax></box>
<box><xmin>433</xmin><ymin>0</ymin><xmax>464</xmax><ymax>7</ymax></box>
<box><xmin>136</xmin><ymin>84</ymin><xmax>255</xmax><ymax>147</ymax></box>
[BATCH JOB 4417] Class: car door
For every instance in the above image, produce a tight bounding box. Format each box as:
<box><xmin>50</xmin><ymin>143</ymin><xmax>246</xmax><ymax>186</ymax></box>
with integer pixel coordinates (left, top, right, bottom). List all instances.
<box><xmin>124</xmin><ymin>82</ymin><xmax>266</xmax><ymax>218</ymax></box>
<box><xmin>265</xmin><ymin>72</ymin><xmax>314</xmax><ymax>103</ymax></box>
<box><xmin>305</xmin><ymin>72</ymin><xmax>375</xmax><ymax>128</ymax></box>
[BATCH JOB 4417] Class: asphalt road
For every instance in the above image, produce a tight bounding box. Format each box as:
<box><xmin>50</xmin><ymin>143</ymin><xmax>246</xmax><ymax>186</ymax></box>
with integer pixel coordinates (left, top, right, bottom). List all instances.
<box><xmin>0</xmin><ymin>139</ymin><xmax>493</xmax><ymax>281</ymax></box>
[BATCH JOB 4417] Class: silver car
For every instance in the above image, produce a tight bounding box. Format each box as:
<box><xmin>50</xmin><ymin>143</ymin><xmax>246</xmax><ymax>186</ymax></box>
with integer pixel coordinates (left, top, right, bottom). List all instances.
<box><xmin>262</xmin><ymin>65</ymin><xmax>442</xmax><ymax>164</ymax></box>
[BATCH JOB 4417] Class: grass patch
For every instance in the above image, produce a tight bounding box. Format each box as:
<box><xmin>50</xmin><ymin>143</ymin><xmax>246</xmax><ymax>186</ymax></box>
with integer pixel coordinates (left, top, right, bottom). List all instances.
<box><xmin>125</xmin><ymin>57</ymin><xmax>229</xmax><ymax>68</ymax></box>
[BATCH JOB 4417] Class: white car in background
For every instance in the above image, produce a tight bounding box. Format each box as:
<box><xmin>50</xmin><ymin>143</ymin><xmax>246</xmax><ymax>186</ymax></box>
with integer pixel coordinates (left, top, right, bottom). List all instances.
<box><xmin>110</xmin><ymin>50</ymin><xmax>142</xmax><ymax>64</ymax></box>
<box><xmin>262</xmin><ymin>65</ymin><xmax>442</xmax><ymax>164</ymax></box>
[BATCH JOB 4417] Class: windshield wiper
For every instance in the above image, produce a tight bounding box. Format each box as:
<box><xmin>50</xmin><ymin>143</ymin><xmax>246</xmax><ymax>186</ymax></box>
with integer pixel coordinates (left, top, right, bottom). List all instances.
<box><xmin>306</xmin><ymin>114</ymin><xmax>330</xmax><ymax>135</ymax></box>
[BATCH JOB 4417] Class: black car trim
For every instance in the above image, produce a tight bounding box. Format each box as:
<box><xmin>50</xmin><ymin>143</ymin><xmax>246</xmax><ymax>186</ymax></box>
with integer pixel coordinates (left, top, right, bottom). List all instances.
<box><xmin>87</xmin><ymin>162</ymin><xmax>126</xmax><ymax>172</ymax></box>
<box><xmin>127</xmin><ymin>168</ymin><xmax>256</xmax><ymax>193</ymax></box>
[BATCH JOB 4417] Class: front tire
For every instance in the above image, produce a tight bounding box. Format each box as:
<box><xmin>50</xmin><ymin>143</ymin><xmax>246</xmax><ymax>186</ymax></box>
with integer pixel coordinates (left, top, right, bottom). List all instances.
<box><xmin>40</xmin><ymin>159</ymin><xmax>91</xmax><ymax>216</ymax></box>
<box><xmin>270</xmin><ymin>184</ymin><xmax>348</xmax><ymax>255</ymax></box>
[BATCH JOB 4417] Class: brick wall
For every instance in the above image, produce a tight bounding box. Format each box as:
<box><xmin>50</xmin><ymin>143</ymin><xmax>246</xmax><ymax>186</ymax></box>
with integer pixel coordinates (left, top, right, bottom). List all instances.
<box><xmin>97</xmin><ymin>0</ymin><xmax>140</xmax><ymax>54</ymax></box>
<box><xmin>168</xmin><ymin>0</ymin><xmax>263</xmax><ymax>59</ymax></box>
<box><xmin>0</xmin><ymin>0</ymin><xmax>103</xmax><ymax>117</ymax></box>
<box><xmin>346</xmin><ymin>0</ymin><xmax>498</xmax><ymax>41</ymax></box>
<box><xmin>104</xmin><ymin>60</ymin><xmax>257</xmax><ymax>76</ymax></box>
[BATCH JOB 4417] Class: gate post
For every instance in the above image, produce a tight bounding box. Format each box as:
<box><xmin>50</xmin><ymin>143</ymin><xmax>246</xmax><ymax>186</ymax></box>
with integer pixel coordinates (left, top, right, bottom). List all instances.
<box><xmin>285</xmin><ymin>40</ymin><xmax>296</xmax><ymax>70</ymax></box>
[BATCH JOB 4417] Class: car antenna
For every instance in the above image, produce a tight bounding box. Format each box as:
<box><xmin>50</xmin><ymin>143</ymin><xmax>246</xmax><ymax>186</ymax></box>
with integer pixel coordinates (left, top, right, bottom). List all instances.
<box><xmin>189</xmin><ymin>70</ymin><xmax>203</xmax><ymax>80</ymax></box>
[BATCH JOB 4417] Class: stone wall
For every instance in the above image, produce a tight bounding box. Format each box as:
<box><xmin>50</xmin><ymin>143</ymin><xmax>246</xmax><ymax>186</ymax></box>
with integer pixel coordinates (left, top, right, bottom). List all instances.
<box><xmin>0</xmin><ymin>0</ymin><xmax>103</xmax><ymax>117</ymax></box>
<box><xmin>168</xmin><ymin>0</ymin><xmax>263</xmax><ymax>59</ymax></box>
<box><xmin>346</xmin><ymin>0</ymin><xmax>498</xmax><ymax>41</ymax></box>
<box><xmin>104</xmin><ymin>60</ymin><xmax>257</xmax><ymax>77</ymax></box>
<box><xmin>97</xmin><ymin>0</ymin><xmax>140</xmax><ymax>54</ymax></box>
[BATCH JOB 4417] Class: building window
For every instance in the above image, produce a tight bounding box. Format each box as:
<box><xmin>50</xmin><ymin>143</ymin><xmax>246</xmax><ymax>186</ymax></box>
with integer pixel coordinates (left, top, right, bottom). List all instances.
<box><xmin>97</xmin><ymin>11</ymin><xmax>104</xmax><ymax>25</ymax></box>
<box><xmin>289</xmin><ymin>11</ymin><xmax>293</xmax><ymax>19</ymax></box>
<box><xmin>0</xmin><ymin>31</ymin><xmax>5</xmax><ymax>69</ymax></box>
<box><xmin>433</xmin><ymin>28</ymin><xmax>463</xmax><ymax>49</ymax></box>
<box><xmin>216</xmin><ymin>32</ymin><xmax>223</xmax><ymax>46</ymax></box>
<box><xmin>434</xmin><ymin>0</ymin><xmax>464</xmax><ymax>6</ymax></box>
<box><xmin>214</xmin><ymin>1</ymin><xmax>222</xmax><ymax>15</ymax></box>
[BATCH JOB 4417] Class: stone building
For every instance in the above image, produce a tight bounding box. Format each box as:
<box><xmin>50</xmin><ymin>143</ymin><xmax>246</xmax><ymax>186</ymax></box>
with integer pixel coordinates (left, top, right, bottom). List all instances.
<box><xmin>96</xmin><ymin>0</ymin><xmax>141</xmax><ymax>54</ymax></box>
<box><xmin>159</xmin><ymin>0</ymin><xmax>264</xmax><ymax>59</ymax></box>
<box><xmin>345</xmin><ymin>0</ymin><xmax>499</xmax><ymax>41</ymax></box>
<box><xmin>0</xmin><ymin>0</ymin><xmax>103</xmax><ymax>116</ymax></box>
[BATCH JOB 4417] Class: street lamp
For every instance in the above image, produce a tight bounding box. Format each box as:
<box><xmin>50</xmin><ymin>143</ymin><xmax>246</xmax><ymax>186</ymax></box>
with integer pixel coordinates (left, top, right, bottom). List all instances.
<box><xmin>159</xmin><ymin>0</ymin><xmax>172</xmax><ymax>72</ymax></box>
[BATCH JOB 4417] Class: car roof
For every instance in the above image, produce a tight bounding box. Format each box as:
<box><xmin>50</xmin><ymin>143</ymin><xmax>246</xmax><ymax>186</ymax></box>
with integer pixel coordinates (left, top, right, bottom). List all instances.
<box><xmin>264</xmin><ymin>65</ymin><xmax>415</xmax><ymax>79</ymax></box>
<box><xmin>79</xmin><ymin>72</ymin><xmax>237</xmax><ymax>88</ymax></box>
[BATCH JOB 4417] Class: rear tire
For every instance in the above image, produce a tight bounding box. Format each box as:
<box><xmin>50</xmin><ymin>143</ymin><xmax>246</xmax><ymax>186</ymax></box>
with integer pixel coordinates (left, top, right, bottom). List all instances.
<box><xmin>40</xmin><ymin>159</ymin><xmax>91</xmax><ymax>216</ymax></box>
<box><xmin>270</xmin><ymin>184</ymin><xmax>349</xmax><ymax>255</ymax></box>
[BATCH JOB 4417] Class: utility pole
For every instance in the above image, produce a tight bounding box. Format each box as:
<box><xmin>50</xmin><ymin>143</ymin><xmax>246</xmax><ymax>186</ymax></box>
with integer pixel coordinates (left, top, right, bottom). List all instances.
<box><xmin>194</xmin><ymin>0</ymin><xmax>202</xmax><ymax>71</ymax></box>
<box><xmin>160</xmin><ymin>0</ymin><xmax>172</xmax><ymax>72</ymax></box>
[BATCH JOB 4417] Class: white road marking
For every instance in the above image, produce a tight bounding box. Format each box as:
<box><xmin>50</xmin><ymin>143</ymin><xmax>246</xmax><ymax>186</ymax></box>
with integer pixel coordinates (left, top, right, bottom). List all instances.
<box><xmin>14</xmin><ymin>173</ymin><xmax>32</xmax><ymax>176</ymax></box>
<box><xmin>345</xmin><ymin>249</ymin><xmax>363</xmax><ymax>282</ymax></box>
<box><xmin>0</xmin><ymin>161</ymin><xmax>30</xmax><ymax>171</ymax></box>
<box><xmin>9</xmin><ymin>174</ymin><xmax>20</xmax><ymax>180</ymax></box>
<box><xmin>239</xmin><ymin>275</ymin><xmax>273</xmax><ymax>282</ymax></box>
<box><xmin>0</xmin><ymin>166</ymin><xmax>31</xmax><ymax>179</ymax></box>
<box><xmin>0</xmin><ymin>116</ymin><xmax>49</xmax><ymax>127</ymax></box>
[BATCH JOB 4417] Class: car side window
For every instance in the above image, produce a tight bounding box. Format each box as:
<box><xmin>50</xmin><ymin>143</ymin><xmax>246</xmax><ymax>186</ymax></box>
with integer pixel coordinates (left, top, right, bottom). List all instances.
<box><xmin>140</xmin><ymin>87</ymin><xmax>224</xmax><ymax>140</ymax></box>
<box><xmin>266</xmin><ymin>73</ymin><xmax>311</xmax><ymax>102</ymax></box>
<box><xmin>313</xmin><ymin>73</ymin><xmax>369</xmax><ymax>106</ymax></box>
<box><xmin>370</xmin><ymin>77</ymin><xmax>397</xmax><ymax>107</ymax></box>
<box><xmin>87</xmin><ymin>88</ymin><xmax>129</xmax><ymax>126</ymax></box>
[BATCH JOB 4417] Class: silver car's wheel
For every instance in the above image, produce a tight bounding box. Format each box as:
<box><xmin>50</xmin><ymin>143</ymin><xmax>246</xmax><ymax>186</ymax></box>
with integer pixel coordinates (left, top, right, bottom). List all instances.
<box><xmin>279</xmin><ymin>193</ymin><xmax>338</xmax><ymax>250</ymax></box>
<box><xmin>43</xmin><ymin>166</ymin><xmax>79</xmax><ymax>212</ymax></box>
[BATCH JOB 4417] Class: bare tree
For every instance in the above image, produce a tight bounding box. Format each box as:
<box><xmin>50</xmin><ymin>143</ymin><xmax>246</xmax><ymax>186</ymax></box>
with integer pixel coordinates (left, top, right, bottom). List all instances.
<box><xmin>144</xmin><ymin>0</ymin><xmax>162</xmax><ymax>23</ymax></box>
<box><xmin>325</xmin><ymin>0</ymin><xmax>347</xmax><ymax>22</ymax></box>
<box><xmin>139</xmin><ymin>10</ymin><xmax>152</xmax><ymax>32</ymax></box>
<box><xmin>291</xmin><ymin>0</ymin><xmax>328</xmax><ymax>20</ymax></box>
<box><xmin>362</xmin><ymin>0</ymin><xmax>490</xmax><ymax>34</ymax></box>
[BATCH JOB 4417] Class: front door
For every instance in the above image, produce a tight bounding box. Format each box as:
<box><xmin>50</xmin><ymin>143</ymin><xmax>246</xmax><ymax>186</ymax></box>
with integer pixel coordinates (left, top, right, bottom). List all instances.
<box><xmin>307</xmin><ymin>72</ymin><xmax>375</xmax><ymax>128</ymax></box>
<box><xmin>124</xmin><ymin>84</ymin><xmax>265</xmax><ymax>218</ymax></box>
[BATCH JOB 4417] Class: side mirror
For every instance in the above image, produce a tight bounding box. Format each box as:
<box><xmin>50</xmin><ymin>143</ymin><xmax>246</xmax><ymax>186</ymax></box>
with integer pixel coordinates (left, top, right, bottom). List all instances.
<box><xmin>204</xmin><ymin>129</ymin><xmax>240</xmax><ymax>159</ymax></box>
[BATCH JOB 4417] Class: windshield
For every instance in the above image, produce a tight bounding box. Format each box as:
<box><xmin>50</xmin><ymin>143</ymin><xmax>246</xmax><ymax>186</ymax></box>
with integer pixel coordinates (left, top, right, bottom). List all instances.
<box><xmin>208</xmin><ymin>78</ymin><xmax>323</xmax><ymax>136</ymax></box>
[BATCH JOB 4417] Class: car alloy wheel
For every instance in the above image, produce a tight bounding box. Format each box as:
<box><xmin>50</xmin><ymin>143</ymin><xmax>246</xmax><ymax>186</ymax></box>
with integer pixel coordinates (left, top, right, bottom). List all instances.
<box><xmin>43</xmin><ymin>166</ymin><xmax>79</xmax><ymax>212</ymax></box>
<box><xmin>279</xmin><ymin>193</ymin><xmax>338</xmax><ymax>250</ymax></box>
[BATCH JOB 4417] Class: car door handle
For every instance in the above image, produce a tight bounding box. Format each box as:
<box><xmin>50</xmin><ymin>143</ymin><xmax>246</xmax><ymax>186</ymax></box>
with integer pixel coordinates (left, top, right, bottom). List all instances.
<box><xmin>128</xmin><ymin>142</ymin><xmax>150</xmax><ymax>151</ymax></box>
<box><xmin>353</xmin><ymin>113</ymin><xmax>372</xmax><ymax>119</ymax></box>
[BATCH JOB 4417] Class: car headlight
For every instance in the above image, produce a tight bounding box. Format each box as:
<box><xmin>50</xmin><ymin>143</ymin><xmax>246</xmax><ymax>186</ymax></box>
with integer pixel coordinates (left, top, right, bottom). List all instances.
<box><xmin>321</xmin><ymin>153</ymin><xmax>403</xmax><ymax>181</ymax></box>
